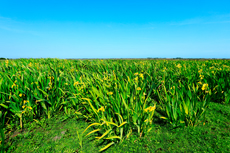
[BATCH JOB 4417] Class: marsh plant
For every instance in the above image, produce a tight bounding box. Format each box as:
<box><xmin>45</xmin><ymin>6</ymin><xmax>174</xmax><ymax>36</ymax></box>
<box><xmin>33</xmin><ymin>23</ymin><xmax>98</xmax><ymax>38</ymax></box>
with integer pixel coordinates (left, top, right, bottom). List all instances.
<box><xmin>0</xmin><ymin>59</ymin><xmax>230</xmax><ymax>151</ymax></box>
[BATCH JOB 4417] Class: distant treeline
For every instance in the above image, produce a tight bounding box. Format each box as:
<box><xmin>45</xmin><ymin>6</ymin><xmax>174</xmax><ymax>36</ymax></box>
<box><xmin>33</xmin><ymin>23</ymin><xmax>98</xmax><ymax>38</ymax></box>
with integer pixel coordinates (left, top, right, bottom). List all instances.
<box><xmin>1</xmin><ymin>57</ymin><xmax>230</xmax><ymax>60</ymax></box>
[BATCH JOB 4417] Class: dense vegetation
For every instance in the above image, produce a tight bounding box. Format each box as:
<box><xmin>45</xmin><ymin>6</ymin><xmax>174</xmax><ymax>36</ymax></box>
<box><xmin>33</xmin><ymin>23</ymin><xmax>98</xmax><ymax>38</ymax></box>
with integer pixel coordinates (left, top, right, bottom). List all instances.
<box><xmin>0</xmin><ymin>59</ymin><xmax>230</xmax><ymax>152</ymax></box>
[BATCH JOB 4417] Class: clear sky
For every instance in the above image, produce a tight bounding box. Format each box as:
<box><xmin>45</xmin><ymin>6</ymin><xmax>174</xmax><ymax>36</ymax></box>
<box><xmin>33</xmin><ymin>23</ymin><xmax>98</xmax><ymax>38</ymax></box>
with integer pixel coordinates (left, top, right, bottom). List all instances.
<box><xmin>0</xmin><ymin>0</ymin><xmax>230</xmax><ymax>59</ymax></box>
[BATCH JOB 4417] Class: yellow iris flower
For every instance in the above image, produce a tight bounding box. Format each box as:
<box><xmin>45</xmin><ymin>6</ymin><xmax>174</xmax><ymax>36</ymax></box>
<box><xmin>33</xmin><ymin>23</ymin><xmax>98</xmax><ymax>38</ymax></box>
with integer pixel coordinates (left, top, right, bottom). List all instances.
<box><xmin>107</xmin><ymin>92</ymin><xmax>113</xmax><ymax>95</ymax></box>
<box><xmin>144</xmin><ymin>106</ymin><xmax>156</xmax><ymax>113</ymax></box>
<box><xmin>202</xmin><ymin>83</ymin><xmax>208</xmax><ymax>91</ymax></box>
<box><xmin>176</xmin><ymin>64</ymin><xmax>182</xmax><ymax>68</ymax></box>
<box><xmin>74</xmin><ymin>81</ymin><xmax>79</xmax><ymax>86</ymax></box>
<box><xmin>97</xmin><ymin>106</ymin><xmax>105</xmax><ymax>112</ymax></box>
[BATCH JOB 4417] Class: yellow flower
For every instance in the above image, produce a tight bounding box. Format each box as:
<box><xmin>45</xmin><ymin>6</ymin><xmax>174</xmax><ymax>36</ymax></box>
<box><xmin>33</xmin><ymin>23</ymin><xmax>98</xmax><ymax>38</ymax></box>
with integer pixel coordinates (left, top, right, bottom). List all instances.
<box><xmin>23</xmin><ymin>100</ymin><xmax>29</xmax><ymax>104</ymax></box>
<box><xmin>134</xmin><ymin>77</ymin><xmax>138</xmax><ymax>81</ymax></box>
<box><xmin>74</xmin><ymin>81</ymin><xmax>79</xmax><ymax>86</ymax></box>
<box><xmin>198</xmin><ymin>81</ymin><xmax>202</xmax><ymax>85</ymax></box>
<box><xmin>149</xmin><ymin>106</ymin><xmax>156</xmax><ymax>112</ymax></box>
<box><xmin>134</xmin><ymin>72</ymin><xmax>139</xmax><ymax>76</ymax></box>
<box><xmin>11</xmin><ymin>84</ymin><xmax>15</xmax><ymax>88</ymax></box>
<box><xmin>19</xmin><ymin>93</ymin><xmax>23</xmax><ymax>97</ymax></box>
<box><xmin>28</xmin><ymin>106</ymin><xmax>32</xmax><ymax>110</ymax></box>
<box><xmin>22</xmin><ymin>111</ymin><xmax>26</xmax><ymax>114</ymax></box>
<box><xmin>22</xmin><ymin>105</ymin><xmax>25</xmax><ymax>109</ymax></box>
<box><xmin>97</xmin><ymin>106</ymin><xmax>105</xmax><ymax>112</ymax></box>
<box><xmin>65</xmin><ymin>83</ymin><xmax>68</xmax><ymax>85</ymax></box>
<box><xmin>199</xmin><ymin>75</ymin><xmax>204</xmax><ymax>80</ymax></box>
<box><xmin>28</xmin><ymin>62</ymin><xmax>32</xmax><ymax>67</ymax></box>
<box><xmin>107</xmin><ymin>92</ymin><xmax>113</xmax><ymax>95</ymax></box>
<box><xmin>202</xmin><ymin>83</ymin><xmax>208</xmax><ymax>91</ymax></box>
<box><xmin>139</xmin><ymin>73</ymin><xmax>144</xmax><ymax>79</ymax></box>
<box><xmin>144</xmin><ymin>106</ymin><xmax>156</xmax><ymax>113</ymax></box>
<box><xmin>198</xmin><ymin>69</ymin><xmax>202</xmax><ymax>73</ymax></box>
<box><xmin>176</xmin><ymin>64</ymin><xmax>182</xmax><ymax>68</ymax></box>
<box><xmin>137</xmin><ymin>87</ymin><xmax>141</xmax><ymax>91</ymax></box>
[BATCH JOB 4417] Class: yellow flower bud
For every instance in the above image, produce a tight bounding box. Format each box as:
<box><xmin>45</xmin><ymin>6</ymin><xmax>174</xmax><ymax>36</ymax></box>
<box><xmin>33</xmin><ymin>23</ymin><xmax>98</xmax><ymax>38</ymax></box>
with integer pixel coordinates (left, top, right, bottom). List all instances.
<box><xmin>107</xmin><ymin>92</ymin><xmax>113</xmax><ymax>95</ymax></box>
<box><xmin>97</xmin><ymin>106</ymin><xmax>105</xmax><ymax>112</ymax></box>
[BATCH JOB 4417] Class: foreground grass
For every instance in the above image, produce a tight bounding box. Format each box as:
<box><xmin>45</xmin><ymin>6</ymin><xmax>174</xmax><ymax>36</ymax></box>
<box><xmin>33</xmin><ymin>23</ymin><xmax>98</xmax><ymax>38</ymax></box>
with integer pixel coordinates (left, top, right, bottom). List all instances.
<box><xmin>5</xmin><ymin>102</ymin><xmax>230</xmax><ymax>153</ymax></box>
<box><xmin>6</xmin><ymin>115</ymin><xmax>98</xmax><ymax>153</ymax></box>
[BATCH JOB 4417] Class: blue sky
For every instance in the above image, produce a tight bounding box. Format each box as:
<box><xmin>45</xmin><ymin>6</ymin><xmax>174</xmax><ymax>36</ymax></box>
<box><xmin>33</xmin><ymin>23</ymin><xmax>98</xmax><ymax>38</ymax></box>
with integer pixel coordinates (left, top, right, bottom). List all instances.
<box><xmin>0</xmin><ymin>0</ymin><xmax>230</xmax><ymax>58</ymax></box>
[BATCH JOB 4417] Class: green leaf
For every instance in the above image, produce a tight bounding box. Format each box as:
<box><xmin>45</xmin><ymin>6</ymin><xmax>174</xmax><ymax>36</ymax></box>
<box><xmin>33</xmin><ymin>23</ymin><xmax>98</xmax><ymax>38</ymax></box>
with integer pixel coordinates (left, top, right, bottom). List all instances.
<box><xmin>99</xmin><ymin>142</ymin><xmax>115</xmax><ymax>152</ymax></box>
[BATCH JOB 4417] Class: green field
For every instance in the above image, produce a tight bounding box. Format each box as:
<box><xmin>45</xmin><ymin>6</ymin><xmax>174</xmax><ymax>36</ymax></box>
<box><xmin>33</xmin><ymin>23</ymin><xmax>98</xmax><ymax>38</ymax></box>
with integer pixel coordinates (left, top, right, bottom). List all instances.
<box><xmin>0</xmin><ymin>59</ymin><xmax>230</xmax><ymax>152</ymax></box>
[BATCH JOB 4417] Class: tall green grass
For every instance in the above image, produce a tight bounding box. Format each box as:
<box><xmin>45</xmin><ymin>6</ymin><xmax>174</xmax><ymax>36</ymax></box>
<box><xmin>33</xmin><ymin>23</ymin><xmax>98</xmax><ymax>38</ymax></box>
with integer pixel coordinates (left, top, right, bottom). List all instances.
<box><xmin>0</xmin><ymin>59</ymin><xmax>230</xmax><ymax>151</ymax></box>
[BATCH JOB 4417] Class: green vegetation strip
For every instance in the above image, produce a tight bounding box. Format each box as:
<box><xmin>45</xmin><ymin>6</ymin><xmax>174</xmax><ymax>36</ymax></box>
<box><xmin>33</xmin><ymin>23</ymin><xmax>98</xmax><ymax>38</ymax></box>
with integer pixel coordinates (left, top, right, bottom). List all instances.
<box><xmin>0</xmin><ymin>59</ymin><xmax>230</xmax><ymax>152</ymax></box>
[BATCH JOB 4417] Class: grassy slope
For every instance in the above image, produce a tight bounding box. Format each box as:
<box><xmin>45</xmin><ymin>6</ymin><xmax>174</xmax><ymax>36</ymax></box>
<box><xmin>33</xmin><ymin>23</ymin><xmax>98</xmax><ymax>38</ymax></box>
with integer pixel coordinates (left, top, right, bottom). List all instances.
<box><xmin>4</xmin><ymin>102</ymin><xmax>230</xmax><ymax>153</ymax></box>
